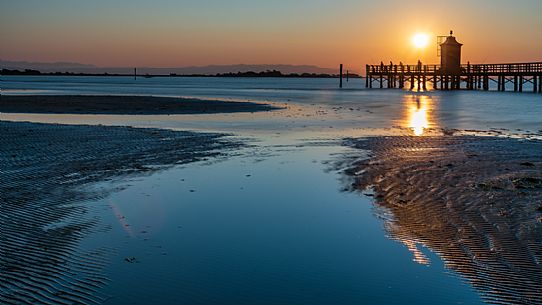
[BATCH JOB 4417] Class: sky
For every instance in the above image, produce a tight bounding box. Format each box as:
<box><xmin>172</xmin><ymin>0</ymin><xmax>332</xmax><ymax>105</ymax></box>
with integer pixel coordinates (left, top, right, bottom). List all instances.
<box><xmin>1</xmin><ymin>0</ymin><xmax>541</xmax><ymax>71</ymax></box>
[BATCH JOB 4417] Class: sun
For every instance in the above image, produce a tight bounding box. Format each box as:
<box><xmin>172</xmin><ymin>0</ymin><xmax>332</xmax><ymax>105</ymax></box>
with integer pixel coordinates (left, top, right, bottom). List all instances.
<box><xmin>412</xmin><ymin>33</ymin><xmax>430</xmax><ymax>48</ymax></box>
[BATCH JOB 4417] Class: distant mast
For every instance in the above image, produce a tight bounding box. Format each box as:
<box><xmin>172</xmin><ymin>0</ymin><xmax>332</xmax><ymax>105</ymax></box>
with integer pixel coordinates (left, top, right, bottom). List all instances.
<box><xmin>134</xmin><ymin>68</ymin><xmax>137</xmax><ymax>80</ymax></box>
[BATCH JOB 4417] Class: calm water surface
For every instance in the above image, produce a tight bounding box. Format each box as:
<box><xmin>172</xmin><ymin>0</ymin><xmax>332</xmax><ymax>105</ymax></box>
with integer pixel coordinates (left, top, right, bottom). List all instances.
<box><xmin>2</xmin><ymin>76</ymin><xmax>541</xmax><ymax>134</ymax></box>
<box><xmin>2</xmin><ymin>76</ymin><xmax>541</xmax><ymax>304</ymax></box>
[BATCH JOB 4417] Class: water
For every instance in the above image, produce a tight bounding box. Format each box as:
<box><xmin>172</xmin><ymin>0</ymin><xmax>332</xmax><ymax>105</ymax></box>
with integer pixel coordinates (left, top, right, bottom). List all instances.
<box><xmin>85</xmin><ymin>143</ymin><xmax>482</xmax><ymax>305</ymax></box>
<box><xmin>2</xmin><ymin>76</ymin><xmax>541</xmax><ymax>134</ymax></box>
<box><xmin>2</xmin><ymin>76</ymin><xmax>541</xmax><ymax>304</ymax></box>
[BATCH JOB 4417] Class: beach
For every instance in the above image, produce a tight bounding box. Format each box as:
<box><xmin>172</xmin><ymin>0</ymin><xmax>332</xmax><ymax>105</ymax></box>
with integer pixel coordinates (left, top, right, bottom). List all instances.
<box><xmin>1</xmin><ymin>77</ymin><xmax>542</xmax><ymax>305</ymax></box>
<box><xmin>342</xmin><ymin>135</ymin><xmax>542</xmax><ymax>304</ymax></box>
<box><xmin>0</xmin><ymin>120</ymin><xmax>246</xmax><ymax>304</ymax></box>
<box><xmin>0</xmin><ymin>95</ymin><xmax>277</xmax><ymax>114</ymax></box>
<box><xmin>3</xmin><ymin>0</ymin><xmax>542</xmax><ymax>303</ymax></box>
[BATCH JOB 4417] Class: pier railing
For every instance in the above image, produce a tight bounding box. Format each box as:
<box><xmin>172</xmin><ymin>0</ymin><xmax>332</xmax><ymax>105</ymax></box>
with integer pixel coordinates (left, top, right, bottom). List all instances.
<box><xmin>470</xmin><ymin>62</ymin><xmax>542</xmax><ymax>73</ymax></box>
<box><xmin>368</xmin><ymin>62</ymin><xmax>542</xmax><ymax>74</ymax></box>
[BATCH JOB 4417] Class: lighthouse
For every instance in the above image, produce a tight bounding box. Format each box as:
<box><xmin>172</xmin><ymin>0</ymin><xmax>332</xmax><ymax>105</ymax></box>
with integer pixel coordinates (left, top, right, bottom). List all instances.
<box><xmin>440</xmin><ymin>31</ymin><xmax>463</xmax><ymax>75</ymax></box>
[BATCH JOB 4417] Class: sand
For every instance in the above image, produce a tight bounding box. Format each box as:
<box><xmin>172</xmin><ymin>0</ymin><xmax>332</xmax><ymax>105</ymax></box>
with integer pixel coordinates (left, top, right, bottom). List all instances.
<box><xmin>0</xmin><ymin>120</ymin><xmax>242</xmax><ymax>304</ymax></box>
<box><xmin>0</xmin><ymin>95</ymin><xmax>278</xmax><ymax>115</ymax></box>
<box><xmin>342</xmin><ymin>135</ymin><xmax>542</xmax><ymax>304</ymax></box>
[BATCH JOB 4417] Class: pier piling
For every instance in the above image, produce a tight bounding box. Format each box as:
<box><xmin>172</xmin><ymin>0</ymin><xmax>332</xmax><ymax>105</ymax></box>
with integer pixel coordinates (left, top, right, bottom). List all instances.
<box><xmin>365</xmin><ymin>65</ymin><xmax>371</xmax><ymax>88</ymax></box>
<box><xmin>339</xmin><ymin>64</ymin><xmax>343</xmax><ymax>88</ymax></box>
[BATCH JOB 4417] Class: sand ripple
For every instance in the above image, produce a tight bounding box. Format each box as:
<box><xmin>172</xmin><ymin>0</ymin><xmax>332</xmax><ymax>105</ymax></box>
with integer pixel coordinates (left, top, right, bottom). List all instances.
<box><xmin>0</xmin><ymin>121</ymin><xmax>240</xmax><ymax>304</ymax></box>
<box><xmin>343</xmin><ymin>135</ymin><xmax>542</xmax><ymax>305</ymax></box>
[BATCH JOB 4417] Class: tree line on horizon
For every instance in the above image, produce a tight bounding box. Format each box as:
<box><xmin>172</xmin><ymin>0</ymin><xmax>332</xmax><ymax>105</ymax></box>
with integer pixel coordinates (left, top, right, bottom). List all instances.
<box><xmin>1</xmin><ymin>68</ymin><xmax>360</xmax><ymax>79</ymax></box>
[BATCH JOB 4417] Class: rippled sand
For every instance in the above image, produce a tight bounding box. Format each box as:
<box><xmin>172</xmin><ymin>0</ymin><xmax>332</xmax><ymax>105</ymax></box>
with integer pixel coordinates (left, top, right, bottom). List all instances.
<box><xmin>343</xmin><ymin>135</ymin><xmax>542</xmax><ymax>304</ymax></box>
<box><xmin>0</xmin><ymin>121</ymin><xmax>241</xmax><ymax>304</ymax></box>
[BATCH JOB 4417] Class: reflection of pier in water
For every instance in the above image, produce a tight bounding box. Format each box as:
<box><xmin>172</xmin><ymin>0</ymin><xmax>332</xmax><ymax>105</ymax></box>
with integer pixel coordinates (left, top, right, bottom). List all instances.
<box><xmin>343</xmin><ymin>136</ymin><xmax>542</xmax><ymax>304</ymax></box>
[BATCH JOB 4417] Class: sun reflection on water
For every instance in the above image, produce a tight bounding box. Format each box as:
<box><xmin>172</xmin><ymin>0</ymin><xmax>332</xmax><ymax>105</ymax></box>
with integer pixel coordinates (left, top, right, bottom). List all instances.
<box><xmin>406</xmin><ymin>96</ymin><xmax>431</xmax><ymax>136</ymax></box>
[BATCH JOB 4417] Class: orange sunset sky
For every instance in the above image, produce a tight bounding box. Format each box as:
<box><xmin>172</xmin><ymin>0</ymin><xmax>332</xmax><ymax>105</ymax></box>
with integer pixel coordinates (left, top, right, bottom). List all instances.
<box><xmin>1</xmin><ymin>0</ymin><xmax>541</xmax><ymax>70</ymax></box>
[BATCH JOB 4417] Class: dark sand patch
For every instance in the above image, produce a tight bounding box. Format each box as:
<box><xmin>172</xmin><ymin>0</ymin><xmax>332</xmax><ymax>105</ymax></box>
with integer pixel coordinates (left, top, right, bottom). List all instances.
<box><xmin>0</xmin><ymin>121</ymin><xmax>242</xmax><ymax>304</ymax></box>
<box><xmin>341</xmin><ymin>136</ymin><xmax>542</xmax><ymax>304</ymax></box>
<box><xmin>0</xmin><ymin>95</ymin><xmax>278</xmax><ymax>115</ymax></box>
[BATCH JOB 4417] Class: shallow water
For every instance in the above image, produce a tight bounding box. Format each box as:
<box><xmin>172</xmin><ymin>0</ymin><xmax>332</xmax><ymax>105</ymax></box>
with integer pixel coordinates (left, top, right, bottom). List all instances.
<box><xmin>2</xmin><ymin>76</ymin><xmax>541</xmax><ymax>304</ymax></box>
<box><xmin>2</xmin><ymin>76</ymin><xmax>542</xmax><ymax>133</ymax></box>
<box><xmin>80</xmin><ymin>142</ymin><xmax>483</xmax><ymax>305</ymax></box>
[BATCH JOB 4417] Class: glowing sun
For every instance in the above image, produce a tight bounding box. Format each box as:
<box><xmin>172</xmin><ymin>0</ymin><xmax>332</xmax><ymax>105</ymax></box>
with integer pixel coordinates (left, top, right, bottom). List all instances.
<box><xmin>412</xmin><ymin>33</ymin><xmax>430</xmax><ymax>48</ymax></box>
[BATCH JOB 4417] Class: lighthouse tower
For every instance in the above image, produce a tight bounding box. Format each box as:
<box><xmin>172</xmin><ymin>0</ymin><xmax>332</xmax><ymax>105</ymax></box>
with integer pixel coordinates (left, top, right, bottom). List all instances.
<box><xmin>440</xmin><ymin>31</ymin><xmax>463</xmax><ymax>75</ymax></box>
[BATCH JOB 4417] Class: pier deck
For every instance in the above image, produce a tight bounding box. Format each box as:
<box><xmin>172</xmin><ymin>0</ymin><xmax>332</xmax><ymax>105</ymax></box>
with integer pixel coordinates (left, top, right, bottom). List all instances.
<box><xmin>365</xmin><ymin>62</ymin><xmax>542</xmax><ymax>93</ymax></box>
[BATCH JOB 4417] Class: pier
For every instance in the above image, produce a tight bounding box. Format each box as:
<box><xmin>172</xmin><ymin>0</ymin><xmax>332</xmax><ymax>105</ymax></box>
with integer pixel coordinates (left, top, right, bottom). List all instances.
<box><xmin>365</xmin><ymin>31</ymin><xmax>542</xmax><ymax>93</ymax></box>
<box><xmin>365</xmin><ymin>62</ymin><xmax>542</xmax><ymax>93</ymax></box>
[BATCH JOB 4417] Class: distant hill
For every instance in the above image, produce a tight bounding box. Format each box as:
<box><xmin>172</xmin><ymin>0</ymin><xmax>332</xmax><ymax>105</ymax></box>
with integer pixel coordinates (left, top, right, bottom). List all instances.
<box><xmin>0</xmin><ymin>60</ymin><xmax>96</xmax><ymax>71</ymax></box>
<box><xmin>0</xmin><ymin>60</ymin><xmax>336</xmax><ymax>75</ymax></box>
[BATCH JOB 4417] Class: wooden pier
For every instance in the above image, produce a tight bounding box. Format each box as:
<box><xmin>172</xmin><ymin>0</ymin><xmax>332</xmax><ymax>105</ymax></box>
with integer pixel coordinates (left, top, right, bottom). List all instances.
<box><xmin>363</xmin><ymin>31</ymin><xmax>541</xmax><ymax>93</ymax></box>
<box><xmin>365</xmin><ymin>62</ymin><xmax>542</xmax><ymax>93</ymax></box>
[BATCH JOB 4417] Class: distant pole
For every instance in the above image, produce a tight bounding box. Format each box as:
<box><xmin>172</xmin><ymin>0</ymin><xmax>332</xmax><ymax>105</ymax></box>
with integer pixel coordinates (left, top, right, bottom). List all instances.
<box><xmin>346</xmin><ymin>70</ymin><xmax>349</xmax><ymax>82</ymax></box>
<box><xmin>339</xmin><ymin>64</ymin><xmax>343</xmax><ymax>88</ymax></box>
<box><xmin>365</xmin><ymin>65</ymin><xmax>369</xmax><ymax>88</ymax></box>
<box><xmin>134</xmin><ymin>68</ymin><xmax>137</xmax><ymax>80</ymax></box>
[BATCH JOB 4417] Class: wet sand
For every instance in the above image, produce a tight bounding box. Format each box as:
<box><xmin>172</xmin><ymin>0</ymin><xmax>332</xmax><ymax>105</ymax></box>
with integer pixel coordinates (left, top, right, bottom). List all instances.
<box><xmin>0</xmin><ymin>121</ymin><xmax>242</xmax><ymax>304</ymax></box>
<box><xmin>342</xmin><ymin>135</ymin><xmax>542</xmax><ymax>304</ymax></box>
<box><xmin>0</xmin><ymin>95</ymin><xmax>278</xmax><ymax>114</ymax></box>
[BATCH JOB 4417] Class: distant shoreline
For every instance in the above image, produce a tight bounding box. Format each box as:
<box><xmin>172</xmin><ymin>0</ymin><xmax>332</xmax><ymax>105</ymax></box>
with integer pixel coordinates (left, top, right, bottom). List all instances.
<box><xmin>0</xmin><ymin>68</ymin><xmax>361</xmax><ymax>79</ymax></box>
<box><xmin>0</xmin><ymin>95</ymin><xmax>279</xmax><ymax>115</ymax></box>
